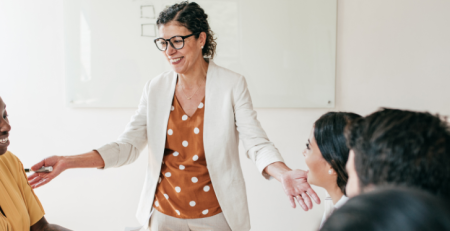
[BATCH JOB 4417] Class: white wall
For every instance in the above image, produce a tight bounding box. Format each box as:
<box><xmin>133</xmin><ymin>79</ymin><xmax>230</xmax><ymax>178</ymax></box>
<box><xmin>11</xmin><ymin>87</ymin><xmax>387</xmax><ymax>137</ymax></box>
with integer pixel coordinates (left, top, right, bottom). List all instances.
<box><xmin>1</xmin><ymin>0</ymin><xmax>450</xmax><ymax>231</ymax></box>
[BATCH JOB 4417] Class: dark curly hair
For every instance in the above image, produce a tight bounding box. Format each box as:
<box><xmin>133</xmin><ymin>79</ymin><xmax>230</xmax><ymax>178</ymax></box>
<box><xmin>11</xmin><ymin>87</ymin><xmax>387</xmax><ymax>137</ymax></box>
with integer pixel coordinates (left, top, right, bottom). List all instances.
<box><xmin>345</xmin><ymin>108</ymin><xmax>450</xmax><ymax>197</ymax></box>
<box><xmin>321</xmin><ymin>187</ymin><xmax>450</xmax><ymax>231</ymax></box>
<box><xmin>156</xmin><ymin>1</ymin><xmax>217</xmax><ymax>59</ymax></box>
<box><xmin>314</xmin><ymin>112</ymin><xmax>362</xmax><ymax>195</ymax></box>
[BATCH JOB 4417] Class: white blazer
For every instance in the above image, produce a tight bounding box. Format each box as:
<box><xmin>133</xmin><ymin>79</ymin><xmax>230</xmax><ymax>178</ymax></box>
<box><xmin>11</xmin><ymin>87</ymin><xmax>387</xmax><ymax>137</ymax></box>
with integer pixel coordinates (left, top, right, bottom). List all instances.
<box><xmin>97</xmin><ymin>60</ymin><xmax>284</xmax><ymax>231</ymax></box>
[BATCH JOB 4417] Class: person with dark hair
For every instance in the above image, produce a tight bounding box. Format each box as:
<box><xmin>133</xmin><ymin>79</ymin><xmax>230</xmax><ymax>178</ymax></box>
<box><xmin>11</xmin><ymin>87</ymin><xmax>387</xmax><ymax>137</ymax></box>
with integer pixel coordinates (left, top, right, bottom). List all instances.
<box><xmin>302</xmin><ymin>112</ymin><xmax>361</xmax><ymax>227</ymax></box>
<box><xmin>27</xmin><ymin>2</ymin><xmax>320</xmax><ymax>230</ymax></box>
<box><xmin>0</xmin><ymin>97</ymin><xmax>71</xmax><ymax>231</ymax></box>
<box><xmin>345</xmin><ymin>108</ymin><xmax>450</xmax><ymax>198</ymax></box>
<box><xmin>320</xmin><ymin>187</ymin><xmax>450</xmax><ymax>231</ymax></box>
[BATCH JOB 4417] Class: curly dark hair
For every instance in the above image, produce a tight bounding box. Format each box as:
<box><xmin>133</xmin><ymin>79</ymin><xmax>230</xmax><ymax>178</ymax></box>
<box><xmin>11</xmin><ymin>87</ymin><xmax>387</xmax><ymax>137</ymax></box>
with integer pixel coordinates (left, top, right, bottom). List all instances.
<box><xmin>345</xmin><ymin>108</ymin><xmax>450</xmax><ymax>197</ymax></box>
<box><xmin>321</xmin><ymin>187</ymin><xmax>450</xmax><ymax>231</ymax></box>
<box><xmin>314</xmin><ymin>112</ymin><xmax>362</xmax><ymax>195</ymax></box>
<box><xmin>156</xmin><ymin>1</ymin><xmax>217</xmax><ymax>59</ymax></box>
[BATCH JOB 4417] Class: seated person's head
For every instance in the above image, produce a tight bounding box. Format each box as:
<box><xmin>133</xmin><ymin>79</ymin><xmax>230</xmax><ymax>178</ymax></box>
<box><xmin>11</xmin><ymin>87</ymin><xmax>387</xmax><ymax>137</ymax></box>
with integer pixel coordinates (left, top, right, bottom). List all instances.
<box><xmin>303</xmin><ymin>112</ymin><xmax>361</xmax><ymax>195</ymax></box>
<box><xmin>320</xmin><ymin>187</ymin><xmax>450</xmax><ymax>231</ymax></box>
<box><xmin>345</xmin><ymin>108</ymin><xmax>450</xmax><ymax>197</ymax></box>
<box><xmin>0</xmin><ymin>96</ymin><xmax>11</xmax><ymax>155</ymax></box>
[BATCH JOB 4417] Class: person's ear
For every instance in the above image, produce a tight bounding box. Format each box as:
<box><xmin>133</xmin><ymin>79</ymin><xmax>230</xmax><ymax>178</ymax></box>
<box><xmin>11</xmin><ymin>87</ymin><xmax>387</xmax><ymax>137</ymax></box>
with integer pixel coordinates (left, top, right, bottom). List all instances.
<box><xmin>326</xmin><ymin>164</ymin><xmax>336</xmax><ymax>175</ymax></box>
<box><xmin>199</xmin><ymin>32</ymin><xmax>207</xmax><ymax>48</ymax></box>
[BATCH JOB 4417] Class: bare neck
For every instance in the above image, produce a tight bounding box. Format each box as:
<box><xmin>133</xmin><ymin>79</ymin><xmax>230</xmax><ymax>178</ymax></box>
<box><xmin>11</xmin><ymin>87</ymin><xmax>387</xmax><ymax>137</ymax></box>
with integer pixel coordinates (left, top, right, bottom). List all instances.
<box><xmin>178</xmin><ymin>57</ymin><xmax>209</xmax><ymax>87</ymax></box>
<box><xmin>324</xmin><ymin>184</ymin><xmax>344</xmax><ymax>205</ymax></box>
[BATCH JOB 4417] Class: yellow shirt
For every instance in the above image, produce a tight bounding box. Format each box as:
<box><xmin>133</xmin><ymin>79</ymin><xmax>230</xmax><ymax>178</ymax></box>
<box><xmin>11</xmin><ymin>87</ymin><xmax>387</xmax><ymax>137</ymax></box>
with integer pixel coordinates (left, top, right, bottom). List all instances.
<box><xmin>0</xmin><ymin>151</ymin><xmax>45</xmax><ymax>231</ymax></box>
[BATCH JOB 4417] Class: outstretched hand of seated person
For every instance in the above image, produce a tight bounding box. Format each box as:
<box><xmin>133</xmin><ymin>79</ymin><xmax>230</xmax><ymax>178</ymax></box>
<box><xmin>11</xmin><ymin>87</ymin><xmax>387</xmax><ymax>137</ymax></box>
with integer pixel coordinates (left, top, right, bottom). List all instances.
<box><xmin>28</xmin><ymin>156</ymin><xmax>67</xmax><ymax>189</ymax></box>
<box><xmin>281</xmin><ymin>169</ymin><xmax>320</xmax><ymax>211</ymax></box>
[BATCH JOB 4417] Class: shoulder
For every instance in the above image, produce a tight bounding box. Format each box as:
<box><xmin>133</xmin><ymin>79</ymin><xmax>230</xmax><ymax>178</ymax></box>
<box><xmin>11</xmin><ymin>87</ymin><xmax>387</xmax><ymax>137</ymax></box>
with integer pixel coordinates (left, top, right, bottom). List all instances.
<box><xmin>141</xmin><ymin>70</ymin><xmax>176</xmax><ymax>94</ymax></box>
<box><xmin>0</xmin><ymin>151</ymin><xmax>24</xmax><ymax>180</ymax></box>
<box><xmin>208</xmin><ymin>61</ymin><xmax>247</xmax><ymax>91</ymax></box>
<box><xmin>0</xmin><ymin>151</ymin><xmax>22</xmax><ymax>169</ymax></box>
<box><xmin>210</xmin><ymin>61</ymin><xmax>244</xmax><ymax>82</ymax></box>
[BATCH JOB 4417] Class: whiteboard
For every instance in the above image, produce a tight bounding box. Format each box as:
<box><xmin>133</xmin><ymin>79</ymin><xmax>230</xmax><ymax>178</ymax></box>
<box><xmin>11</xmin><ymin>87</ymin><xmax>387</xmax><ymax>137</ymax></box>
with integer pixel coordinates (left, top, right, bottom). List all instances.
<box><xmin>64</xmin><ymin>0</ymin><xmax>336</xmax><ymax>108</ymax></box>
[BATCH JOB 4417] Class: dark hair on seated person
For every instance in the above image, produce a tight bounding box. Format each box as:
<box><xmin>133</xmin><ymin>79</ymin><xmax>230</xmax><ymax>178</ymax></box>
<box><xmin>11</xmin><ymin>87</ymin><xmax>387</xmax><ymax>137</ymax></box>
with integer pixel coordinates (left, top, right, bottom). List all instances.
<box><xmin>157</xmin><ymin>1</ymin><xmax>217</xmax><ymax>59</ymax></box>
<box><xmin>314</xmin><ymin>112</ymin><xmax>362</xmax><ymax>195</ymax></box>
<box><xmin>345</xmin><ymin>108</ymin><xmax>450</xmax><ymax>196</ymax></box>
<box><xmin>320</xmin><ymin>187</ymin><xmax>450</xmax><ymax>231</ymax></box>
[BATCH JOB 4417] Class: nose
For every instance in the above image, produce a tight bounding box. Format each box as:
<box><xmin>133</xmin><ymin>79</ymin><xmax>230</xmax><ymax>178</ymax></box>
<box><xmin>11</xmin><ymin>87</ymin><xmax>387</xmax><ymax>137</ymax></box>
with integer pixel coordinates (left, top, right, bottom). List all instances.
<box><xmin>166</xmin><ymin>44</ymin><xmax>176</xmax><ymax>57</ymax></box>
<box><xmin>302</xmin><ymin>149</ymin><xmax>306</xmax><ymax>157</ymax></box>
<box><xmin>0</xmin><ymin>118</ymin><xmax>11</xmax><ymax>134</ymax></box>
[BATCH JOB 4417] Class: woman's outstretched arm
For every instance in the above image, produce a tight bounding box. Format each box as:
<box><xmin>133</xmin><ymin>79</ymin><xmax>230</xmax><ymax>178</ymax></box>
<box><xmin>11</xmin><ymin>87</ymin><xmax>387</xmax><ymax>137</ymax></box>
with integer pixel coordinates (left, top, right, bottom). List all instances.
<box><xmin>27</xmin><ymin>150</ymin><xmax>104</xmax><ymax>188</ymax></box>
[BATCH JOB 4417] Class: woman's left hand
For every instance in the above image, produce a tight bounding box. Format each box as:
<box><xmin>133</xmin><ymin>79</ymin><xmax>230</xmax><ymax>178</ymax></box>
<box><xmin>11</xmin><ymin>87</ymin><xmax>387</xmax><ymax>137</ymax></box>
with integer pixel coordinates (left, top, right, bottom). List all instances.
<box><xmin>280</xmin><ymin>169</ymin><xmax>320</xmax><ymax>211</ymax></box>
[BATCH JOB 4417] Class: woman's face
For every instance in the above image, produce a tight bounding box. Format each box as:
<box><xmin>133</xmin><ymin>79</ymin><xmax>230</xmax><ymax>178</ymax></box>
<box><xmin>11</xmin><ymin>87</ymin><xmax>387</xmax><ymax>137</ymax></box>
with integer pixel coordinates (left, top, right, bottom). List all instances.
<box><xmin>158</xmin><ymin>22</ymin><xmax>206</xmax><ymax>74</ymax></box>
<box><xmin>302</xmin><ymin>127</ymin><xmax>336</xmax><ymax>188</ymax></box>
<box><xmin>0</xmin><ymin>97</ymin><xmax>11</xmax><ymax>155</ymax></box>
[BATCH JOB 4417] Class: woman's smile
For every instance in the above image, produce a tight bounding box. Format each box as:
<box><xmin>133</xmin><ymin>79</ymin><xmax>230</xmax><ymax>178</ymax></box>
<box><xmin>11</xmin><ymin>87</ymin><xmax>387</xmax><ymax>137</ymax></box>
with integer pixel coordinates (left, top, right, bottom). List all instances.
<box><xmin>170</xmin><ymin>56</ymin><xmax>184</xmax><ymax>64</ymax></box>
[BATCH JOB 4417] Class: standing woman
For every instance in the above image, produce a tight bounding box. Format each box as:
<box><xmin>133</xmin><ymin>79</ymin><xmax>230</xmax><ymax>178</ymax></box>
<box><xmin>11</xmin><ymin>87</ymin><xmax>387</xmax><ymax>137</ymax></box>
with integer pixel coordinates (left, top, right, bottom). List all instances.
<box><xmin>28</xmin><ymin>2</ymin><xmax>319</xmax><ymax>230</ymax></box>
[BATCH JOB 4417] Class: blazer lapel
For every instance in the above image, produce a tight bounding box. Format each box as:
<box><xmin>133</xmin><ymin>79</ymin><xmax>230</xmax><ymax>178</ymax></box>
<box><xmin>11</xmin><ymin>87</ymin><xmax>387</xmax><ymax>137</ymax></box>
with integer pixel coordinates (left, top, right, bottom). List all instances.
<box><xmin>149</xmin><ymin>71</ymin><xmax>178</xmax><ymax>164</ymax></box>
<box><xmin>203</xmin><ymin>61</ymin><xmax>220</xmax><ymax>169</ymax></box>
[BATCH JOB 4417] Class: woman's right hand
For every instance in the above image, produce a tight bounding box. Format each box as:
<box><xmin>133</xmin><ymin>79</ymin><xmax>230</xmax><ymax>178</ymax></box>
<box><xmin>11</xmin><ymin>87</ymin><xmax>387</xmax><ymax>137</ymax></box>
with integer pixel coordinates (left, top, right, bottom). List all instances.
<box><xmin>27</xmin><ymin>156</ymin><xmax>68</xmax><ymax>189</ymax></box>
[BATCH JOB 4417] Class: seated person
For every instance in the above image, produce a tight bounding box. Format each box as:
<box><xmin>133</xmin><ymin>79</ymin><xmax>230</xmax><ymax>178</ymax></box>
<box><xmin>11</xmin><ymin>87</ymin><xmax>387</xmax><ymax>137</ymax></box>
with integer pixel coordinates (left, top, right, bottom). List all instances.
<box><xmin>302</xmin><ymin>112</ymin><xmax>361</xmax><ymax>227</ymax></box>
<box><xmin>345</xmin><ymin>108</ymin><xmax>450</xmax><ymax>197</ymax></box>
<box><xmin>0</xmin><ymin>96</ymin><xmax>71</xmax><ymax>231</ymax></box>
<box><xmin>320</xmin><ymin>187</ymin><xmax>450</xmax><ymax>231</ymax></box>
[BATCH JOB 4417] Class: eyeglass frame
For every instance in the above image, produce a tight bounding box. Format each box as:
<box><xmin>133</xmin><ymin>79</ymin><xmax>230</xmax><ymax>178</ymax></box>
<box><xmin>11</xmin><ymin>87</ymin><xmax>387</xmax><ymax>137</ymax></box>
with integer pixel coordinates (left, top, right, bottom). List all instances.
<box><xmin>153</xmin><ymin>33</ymin><xmax>200</xmax><ymax>51</ymax></box>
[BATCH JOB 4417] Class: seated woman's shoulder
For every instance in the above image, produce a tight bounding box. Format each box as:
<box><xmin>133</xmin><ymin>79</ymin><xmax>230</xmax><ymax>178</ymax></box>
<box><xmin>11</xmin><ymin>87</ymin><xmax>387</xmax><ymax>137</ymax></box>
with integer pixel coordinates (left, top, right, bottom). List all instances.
<box><xmin>1</xmin><ymin>151</ymin><xmax>21</xmax><ymax>165</ymax></box>
<box><xmin>0</xmin><ymin>151</ymin><xmax>25</xmax><ymax>176</ymax></box>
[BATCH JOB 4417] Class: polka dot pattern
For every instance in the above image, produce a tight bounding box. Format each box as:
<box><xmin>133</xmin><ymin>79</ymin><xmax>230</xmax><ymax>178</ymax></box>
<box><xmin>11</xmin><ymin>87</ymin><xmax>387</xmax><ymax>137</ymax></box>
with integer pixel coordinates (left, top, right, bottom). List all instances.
<box><xmin>154</xmin><ymin>96</ymin><xmax>221</xmax><ymax>218</ymax></box>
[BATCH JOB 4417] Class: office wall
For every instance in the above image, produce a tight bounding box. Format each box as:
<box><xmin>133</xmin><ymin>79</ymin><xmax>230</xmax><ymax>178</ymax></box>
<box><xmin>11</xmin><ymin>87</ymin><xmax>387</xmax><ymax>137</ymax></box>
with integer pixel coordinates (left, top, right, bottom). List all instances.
<box><xmin>1</xmin><ymin>0</ymin><xmax>449</xmax><ymax>230</ymax></box>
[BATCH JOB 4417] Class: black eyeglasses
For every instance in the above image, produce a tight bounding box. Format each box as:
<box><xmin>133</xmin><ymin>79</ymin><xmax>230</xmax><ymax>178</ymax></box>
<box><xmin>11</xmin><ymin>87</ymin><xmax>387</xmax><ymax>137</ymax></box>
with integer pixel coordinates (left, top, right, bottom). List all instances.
<box><xmin>154</xmin><ymin>33</ymin><xmax>199</xmax><ymax>51</ymax></box>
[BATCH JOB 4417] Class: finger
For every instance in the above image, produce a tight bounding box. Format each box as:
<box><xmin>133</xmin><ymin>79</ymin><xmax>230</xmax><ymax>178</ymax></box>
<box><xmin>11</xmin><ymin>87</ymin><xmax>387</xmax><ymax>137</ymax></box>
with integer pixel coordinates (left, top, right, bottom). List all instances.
<box><xmin>32</xmin><ymin>178</ymin><xmax>50</xmax><ymax>189</ymax></box>
<box><xmin>28</xmin><ymin>175</ymin><xmax>43</xmax><ymax>185</ymax></box>
<box><xmin>302</xmin><ymin>192</ymin><xmax>313</xmax><ymax>210</ymax></box>
<box><xmin>295</xmin><ymin>195</ymin><xmax>308</xmax><ymax>211</ymax></box>
<box><xmin>288</xmin><ymin>195</ymin><xmax>296</xmax><ymax>208</ymax></box>
<box><xmin>27</xmin><ymin>173</ymin><xmax>39</xmax><ymax>181</ymax></box>
<box><xmin>31</xmin><ymin>159</ymin><xmax>46</xmax><ymax>171</ymax></box>
<box><xmin>307</xmin><ymin>188</ymin><xmax>321</xmax><ymax>204</ymax></box>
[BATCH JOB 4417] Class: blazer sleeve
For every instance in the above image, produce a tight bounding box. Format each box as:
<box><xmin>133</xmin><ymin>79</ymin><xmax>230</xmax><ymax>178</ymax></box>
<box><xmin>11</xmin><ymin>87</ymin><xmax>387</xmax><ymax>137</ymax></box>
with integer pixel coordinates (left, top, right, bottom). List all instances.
<box><xmin>96</xmin><ymin>80</ymin><xmax>150</xmax><ymax>169</ymax></box>
<box><xmin>232</xmin><ymin>76</ymin><xmax>285</xmax><ymax>179</ymax></box>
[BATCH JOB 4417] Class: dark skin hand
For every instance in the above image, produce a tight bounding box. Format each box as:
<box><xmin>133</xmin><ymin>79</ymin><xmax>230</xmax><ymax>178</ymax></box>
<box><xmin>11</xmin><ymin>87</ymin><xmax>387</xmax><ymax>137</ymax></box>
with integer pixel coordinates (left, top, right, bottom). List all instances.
<box><xmin>31</xmin><ymin>217</ymin><xmax>72</xmax><ymax>231</ymax></box>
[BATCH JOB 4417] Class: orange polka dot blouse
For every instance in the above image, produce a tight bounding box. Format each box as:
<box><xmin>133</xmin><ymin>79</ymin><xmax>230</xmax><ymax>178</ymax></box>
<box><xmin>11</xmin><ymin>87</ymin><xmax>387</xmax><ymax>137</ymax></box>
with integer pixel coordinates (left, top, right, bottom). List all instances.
<box><xmin>153</xmin><ymin>95</ymin><xmax>222</xmax><ymax>219</ymax></box>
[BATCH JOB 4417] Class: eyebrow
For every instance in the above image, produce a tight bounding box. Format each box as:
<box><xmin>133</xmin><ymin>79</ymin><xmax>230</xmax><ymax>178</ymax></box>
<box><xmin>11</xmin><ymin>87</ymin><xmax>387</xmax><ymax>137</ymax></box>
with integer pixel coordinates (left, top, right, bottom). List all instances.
<box><xmin>307</xmin><ymin>139</ymin><xmax>311</xmax><ymax>144</ymax></box>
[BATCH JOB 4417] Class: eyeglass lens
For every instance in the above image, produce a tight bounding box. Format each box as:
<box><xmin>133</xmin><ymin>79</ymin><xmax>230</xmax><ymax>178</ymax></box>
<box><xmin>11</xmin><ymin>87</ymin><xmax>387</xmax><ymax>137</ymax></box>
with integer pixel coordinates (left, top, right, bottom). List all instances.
<box><xmin>155</xmin><ymin>36</ymin><xmax>184</xmax><ymax>51</ymax></box>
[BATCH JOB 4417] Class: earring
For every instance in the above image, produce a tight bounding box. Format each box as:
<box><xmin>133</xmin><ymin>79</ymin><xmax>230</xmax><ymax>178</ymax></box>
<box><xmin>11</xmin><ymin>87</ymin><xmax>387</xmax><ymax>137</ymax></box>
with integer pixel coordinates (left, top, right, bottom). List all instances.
<box><xmin>328</xmin><ymin>169</ymin><xmax>333</xmax><ymax>175</ymax></box>
<box><xmin>201</xmin><ymin>46</ymin><xmax>204</xmax><ymax>49</ymax></box>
